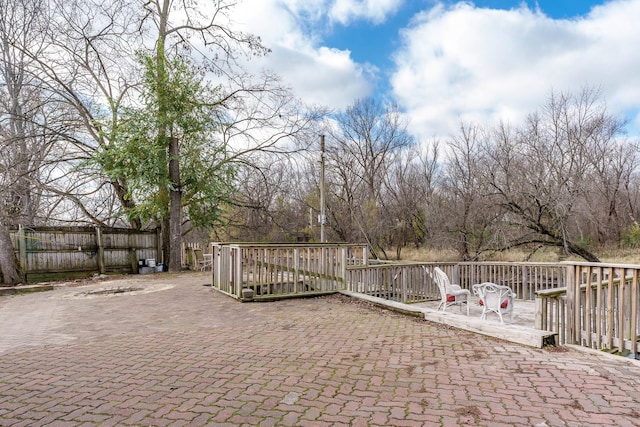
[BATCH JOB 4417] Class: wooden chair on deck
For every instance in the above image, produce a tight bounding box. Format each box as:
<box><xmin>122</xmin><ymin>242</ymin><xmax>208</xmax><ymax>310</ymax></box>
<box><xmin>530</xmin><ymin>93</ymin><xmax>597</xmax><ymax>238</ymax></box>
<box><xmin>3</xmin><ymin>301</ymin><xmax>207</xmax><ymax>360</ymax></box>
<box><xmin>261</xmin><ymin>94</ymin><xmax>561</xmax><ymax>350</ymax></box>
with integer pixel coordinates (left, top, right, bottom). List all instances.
<box><xmin>433</xmin><ymin>267</ymin><xmax>470</xmax><ymax>316</ymax></box>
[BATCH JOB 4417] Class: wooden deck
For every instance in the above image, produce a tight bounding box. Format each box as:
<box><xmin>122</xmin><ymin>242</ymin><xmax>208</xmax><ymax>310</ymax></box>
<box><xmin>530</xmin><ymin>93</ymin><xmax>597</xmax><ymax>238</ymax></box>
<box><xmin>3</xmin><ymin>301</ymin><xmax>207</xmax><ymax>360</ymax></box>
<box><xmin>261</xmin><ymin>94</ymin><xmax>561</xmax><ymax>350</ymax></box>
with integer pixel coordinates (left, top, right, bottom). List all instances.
<box><xmin>341</xmin><ymin>290</ymin><xmax>556</xmax><ymax>348</ymax></box>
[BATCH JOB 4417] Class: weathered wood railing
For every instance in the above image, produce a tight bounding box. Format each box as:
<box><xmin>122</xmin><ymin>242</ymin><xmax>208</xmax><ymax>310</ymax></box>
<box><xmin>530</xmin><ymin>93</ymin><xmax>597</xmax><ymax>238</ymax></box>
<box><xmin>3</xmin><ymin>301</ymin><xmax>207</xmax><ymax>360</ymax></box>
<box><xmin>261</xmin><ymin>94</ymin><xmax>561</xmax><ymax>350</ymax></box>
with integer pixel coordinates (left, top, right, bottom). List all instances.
<box><xmin>535</xmin><ymin>287</ymin><xmax>568</xmax><ymax>344</ymax></box>
<box><xmin>211</xmin><ymin>245</ymin><xmax>640</xmax><ymax>353</ymax></box>
<box><xmin>211</xmin><ymin>243</ymin><xmax>369</xmax><ymax>300</ymax></box>
<box><xmin>566</xmin><ymin>263</ymin><xmax>640</xmax><ymax>354</ymax></box>
<box><xmin>455</xmin><ymin>262</ymin><xmax>567</xmax><ymax>299</ymax></box>
<box><xmin>345</xmin><ymin>262</ymin><xmax>440</xmax><ymax>303</ymax></box>
<box><xmin>345</xmin><ymin>261</ymin><xmax>567</xmax><ymax>303</ymax></box>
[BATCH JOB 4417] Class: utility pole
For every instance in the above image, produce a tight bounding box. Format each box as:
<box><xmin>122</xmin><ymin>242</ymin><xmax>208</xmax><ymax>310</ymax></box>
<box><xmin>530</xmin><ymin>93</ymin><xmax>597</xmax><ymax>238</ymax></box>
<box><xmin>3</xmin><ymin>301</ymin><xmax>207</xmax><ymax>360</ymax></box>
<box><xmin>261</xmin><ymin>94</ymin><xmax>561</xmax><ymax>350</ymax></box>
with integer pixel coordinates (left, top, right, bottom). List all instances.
<box><xmin>319</xmin><ymin>134</ymin><xmax>326</xmax><ymax>243</ymax></box>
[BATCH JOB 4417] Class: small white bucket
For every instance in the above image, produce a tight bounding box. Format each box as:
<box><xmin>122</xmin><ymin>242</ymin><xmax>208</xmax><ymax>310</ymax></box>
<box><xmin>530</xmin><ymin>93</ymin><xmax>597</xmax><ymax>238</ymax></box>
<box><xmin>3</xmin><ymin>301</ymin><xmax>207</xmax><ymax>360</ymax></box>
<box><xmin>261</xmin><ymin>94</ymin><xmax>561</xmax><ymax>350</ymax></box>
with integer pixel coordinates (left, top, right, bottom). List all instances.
<box><xmin>146</xmin><ymin>258</ymin><xmax>156</xmax><ymax>268</ymax></box>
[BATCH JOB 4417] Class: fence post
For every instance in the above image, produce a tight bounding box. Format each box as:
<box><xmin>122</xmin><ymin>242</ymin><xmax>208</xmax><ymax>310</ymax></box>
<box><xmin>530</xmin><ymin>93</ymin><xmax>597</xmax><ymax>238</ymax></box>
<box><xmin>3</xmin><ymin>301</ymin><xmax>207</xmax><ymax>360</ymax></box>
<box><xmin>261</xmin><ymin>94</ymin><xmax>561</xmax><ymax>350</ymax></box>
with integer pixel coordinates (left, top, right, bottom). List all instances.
<box><xmin>17</xmin><ymin>225</ymin><xmax>28</xmax><ymax>281</ymax></box>
<box><xmin>95</xmin><ymin>227</ymin><xmax>106</xmax><ymax>275</ymax></box>
<box><xmin>156</xmin><ymin>228</ymin><xmax>162</xmax><ymax>265</ymax></box>
<box><xmin>128</xmin><ymin>233</ymin><xmax>138</xmax><ymax>274</ymax></box>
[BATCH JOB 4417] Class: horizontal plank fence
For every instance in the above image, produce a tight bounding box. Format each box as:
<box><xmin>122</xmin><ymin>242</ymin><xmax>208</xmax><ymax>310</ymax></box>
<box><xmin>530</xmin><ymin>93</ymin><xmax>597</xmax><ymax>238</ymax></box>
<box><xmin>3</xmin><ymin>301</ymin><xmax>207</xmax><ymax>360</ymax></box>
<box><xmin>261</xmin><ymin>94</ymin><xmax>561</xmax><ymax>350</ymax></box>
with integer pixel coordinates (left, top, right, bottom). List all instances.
<box><xmin>2</xmin><ymin>226</ymin><xmax>160</xmax><ymax>283</ymax></box>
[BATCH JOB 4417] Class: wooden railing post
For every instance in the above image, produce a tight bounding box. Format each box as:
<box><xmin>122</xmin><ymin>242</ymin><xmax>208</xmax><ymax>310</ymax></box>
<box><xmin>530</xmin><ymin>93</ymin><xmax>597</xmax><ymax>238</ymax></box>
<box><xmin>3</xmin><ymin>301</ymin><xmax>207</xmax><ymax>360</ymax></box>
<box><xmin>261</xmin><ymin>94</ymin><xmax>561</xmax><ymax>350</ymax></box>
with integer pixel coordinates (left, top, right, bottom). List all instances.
<box><xmin>535</xmin><ymin>296</ymin><xmax>543</xmax><ymax>330</ymax></box>
<box><xmin>565</xmin><ymin>264</ymin><xmax>577</xmax><ymax>344</ymax></box>
<box><xmin>340</xmin><ymin>246</ymin><xmax>347</xmax><ymax>290</ymax></box>
<box><xmin>401</xmin><ymin>266</ymin><xmax>408</xmax><ymax>303</ymax></box>
<box><xmin>235</xmin><ymin>246</ymin><xmax>243</xmax><ymax>298</ymax></box>
<box><xmin>632</xmin><ymin>269</ymin><xmax>639</xmax><ymax>356</ymax></box>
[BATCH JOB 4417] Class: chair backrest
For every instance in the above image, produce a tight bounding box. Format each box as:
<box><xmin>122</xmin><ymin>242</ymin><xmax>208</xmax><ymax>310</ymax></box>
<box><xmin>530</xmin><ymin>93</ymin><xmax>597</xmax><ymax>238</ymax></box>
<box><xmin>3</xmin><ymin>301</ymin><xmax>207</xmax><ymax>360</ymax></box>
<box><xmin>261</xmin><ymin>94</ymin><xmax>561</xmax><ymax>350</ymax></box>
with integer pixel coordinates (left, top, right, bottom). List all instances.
<box><xmin>193</xmin><ymin>248</ymin><xmax>204</xmax><ymax>263</ymax></box>
<box><xmin>433</xmin><ymin>267</ymin><xmax>450</xmax><ymax>299</ymax></box>
<box><xmin>475</xmin><ymin>283</ymin><xmax>513</xmax><ymax>310</ymax></box>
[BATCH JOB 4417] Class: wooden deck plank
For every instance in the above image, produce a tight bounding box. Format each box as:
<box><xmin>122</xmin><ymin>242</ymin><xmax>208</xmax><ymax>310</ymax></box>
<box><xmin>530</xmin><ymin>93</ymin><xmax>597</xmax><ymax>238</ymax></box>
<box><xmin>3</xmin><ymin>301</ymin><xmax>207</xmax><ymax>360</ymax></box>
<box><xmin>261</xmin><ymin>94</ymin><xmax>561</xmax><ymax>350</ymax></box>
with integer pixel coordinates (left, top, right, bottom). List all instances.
<box><xmin>340</xmin><ymin>290</ymin><xmax>557</xmax><ymax>348</ymax></box>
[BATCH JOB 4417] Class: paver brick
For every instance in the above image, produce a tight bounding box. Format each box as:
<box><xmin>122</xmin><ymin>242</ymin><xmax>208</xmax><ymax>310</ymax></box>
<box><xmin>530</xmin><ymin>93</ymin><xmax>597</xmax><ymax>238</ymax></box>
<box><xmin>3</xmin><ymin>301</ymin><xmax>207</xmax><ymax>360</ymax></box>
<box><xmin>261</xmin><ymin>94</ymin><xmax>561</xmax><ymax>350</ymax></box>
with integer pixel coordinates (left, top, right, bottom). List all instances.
<box><xmin>2</xmin><ymin>272</ymin><xmax>640</xmax><ymax>425</ymax></box>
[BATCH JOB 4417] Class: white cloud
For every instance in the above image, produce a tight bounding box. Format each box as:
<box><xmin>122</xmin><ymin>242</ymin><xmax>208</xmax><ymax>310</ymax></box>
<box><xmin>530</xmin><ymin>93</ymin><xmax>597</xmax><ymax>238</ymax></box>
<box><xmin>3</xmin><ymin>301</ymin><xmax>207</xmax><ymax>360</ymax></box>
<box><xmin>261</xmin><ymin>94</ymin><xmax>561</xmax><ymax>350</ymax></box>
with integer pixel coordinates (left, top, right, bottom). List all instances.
<box><xmin>329</xmin><ymin>0</ymin><xmax>404</xmax><ymax>25</ymax></box>
<box><xmin>392</xmin><ymin>0</ymin><xmax>640</xmax><ymax>140</ymax></box>
<box><xmin>269</xmin><ymin>46</ymin><xmax>375</xmax><ymax>108</ymax></box>
<box><xmin>229</xmin><ymin>0</ymin><xmax>385</xmax><ymax>109</ymax></box>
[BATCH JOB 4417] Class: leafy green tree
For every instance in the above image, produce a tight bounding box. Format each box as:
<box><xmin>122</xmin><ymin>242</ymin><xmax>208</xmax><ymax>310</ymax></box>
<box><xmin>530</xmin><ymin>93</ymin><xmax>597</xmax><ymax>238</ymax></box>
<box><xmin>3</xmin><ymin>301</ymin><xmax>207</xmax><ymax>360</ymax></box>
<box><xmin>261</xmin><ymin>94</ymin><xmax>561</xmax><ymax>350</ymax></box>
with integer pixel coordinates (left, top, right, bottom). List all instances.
<box><xmin>98</xmin><ymin>53</ymin><xmax>235</xmax><ymax>271</ymax></box>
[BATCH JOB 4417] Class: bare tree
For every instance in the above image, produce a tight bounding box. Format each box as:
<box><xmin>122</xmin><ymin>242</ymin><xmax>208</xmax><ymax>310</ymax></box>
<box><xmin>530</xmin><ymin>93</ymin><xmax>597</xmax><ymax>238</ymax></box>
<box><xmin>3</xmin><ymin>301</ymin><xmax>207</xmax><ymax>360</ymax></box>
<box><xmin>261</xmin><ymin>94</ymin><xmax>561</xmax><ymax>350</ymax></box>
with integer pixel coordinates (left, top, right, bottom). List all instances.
<box><xmin>16</xmin><ymin>0</ymin><xmax>145</xmax><ymax>228</ymax></box>
<box><xmin>326</xmin><ymin>97</ymin><xmax>414</xmax><ymax>257</ymax></box>
<box><xmin>383</xmin><ymin>143</ymin><xmax>439</xmax><ymax>258</ymax></box>
<box><xmin>0</xmin><ymin>0</ymin><xmax>53</xmax><ymax>284</ymax></box>
<box><xmin>480</xmin><ymin>88</ymin><xmax>629</xmax><ymax>261</ymax></box>
<box><xmin>439</xmin><ymin>123</ymin><xmax>500</xmax><ymax>260</ymax></box>
<box><xmin>581</xmin><ymin>134</ymin><xmax>636</xmax><ymax>244</ymax></box>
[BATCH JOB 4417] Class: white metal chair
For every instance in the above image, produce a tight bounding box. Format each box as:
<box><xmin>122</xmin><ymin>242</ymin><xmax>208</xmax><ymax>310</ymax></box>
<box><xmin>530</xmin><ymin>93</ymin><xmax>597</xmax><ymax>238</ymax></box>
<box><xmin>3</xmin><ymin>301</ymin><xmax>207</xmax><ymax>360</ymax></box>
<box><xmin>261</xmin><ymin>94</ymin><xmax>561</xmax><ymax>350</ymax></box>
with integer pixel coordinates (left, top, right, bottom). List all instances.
<box><xmin>433</xmin><ymin>267</ymin><xmax>470</xmax><ymax>316</ymax></box>
<box><xmin>472</xmin><ymin>282</ymin><xmax>515</xmax><ymax>323</ymax></box>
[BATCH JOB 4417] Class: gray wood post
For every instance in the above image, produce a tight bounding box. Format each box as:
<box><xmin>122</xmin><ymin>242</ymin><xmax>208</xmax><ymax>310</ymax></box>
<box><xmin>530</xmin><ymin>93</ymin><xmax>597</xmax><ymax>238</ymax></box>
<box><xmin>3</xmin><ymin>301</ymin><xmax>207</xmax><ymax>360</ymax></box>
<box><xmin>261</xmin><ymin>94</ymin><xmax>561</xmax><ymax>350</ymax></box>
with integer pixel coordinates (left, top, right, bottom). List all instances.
<box><xmin>535</xmin><ymin>296</ymin><xmax>543</xmax><ymax>330</ymax></box>
<box><xmin>235</xmin><ymin>246</ymin><xmax>243</xmax><ymax>298</ymax></box>
<box><xmin>401</xmin><ymin>266</ymin><xmax>408</xmax><ymax>303</ymax></box>
<box><xmin>95</xmin><ymin>227</ymin><xmax>106</xmax><ymax>275</ymax></box>
<box><xmin>566</xmin><ymin>264</ymin><xmax>576</xmax><ymax>344</ymax></box>
<box><xmin>340</xmin><ymin>246</ymin><xmax>347</xmax><ymax>290</ymax></box>
<box><xmin>156</xmin><ymin>228</ymin><xmax>162</xmax><ymax>265</ymax></box>
<box><xmin>17</xmin><ymin>225</ymin><xmax>27</xmax><ymax>280</ymax></box>
<box><xmin>129</xmin><ymin>233</ymin><xmax>138</xmax><ymax>274</ymax></box>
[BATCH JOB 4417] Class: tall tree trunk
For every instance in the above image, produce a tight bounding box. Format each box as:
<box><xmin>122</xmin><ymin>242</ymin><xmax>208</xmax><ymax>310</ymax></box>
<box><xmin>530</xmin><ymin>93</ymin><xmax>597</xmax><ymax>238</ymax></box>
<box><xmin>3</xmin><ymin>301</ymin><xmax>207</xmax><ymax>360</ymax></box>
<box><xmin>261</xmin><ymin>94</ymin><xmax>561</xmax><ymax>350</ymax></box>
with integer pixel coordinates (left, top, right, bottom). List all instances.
<box><xmin>168</xmin><ymin>137</ymin><xmax>182</xmax><ymax>272</ymax></box>
<box><xmin>0</xmin><ymin>224</ymin><xmax>22</xmax><ymax>285</ymax></box>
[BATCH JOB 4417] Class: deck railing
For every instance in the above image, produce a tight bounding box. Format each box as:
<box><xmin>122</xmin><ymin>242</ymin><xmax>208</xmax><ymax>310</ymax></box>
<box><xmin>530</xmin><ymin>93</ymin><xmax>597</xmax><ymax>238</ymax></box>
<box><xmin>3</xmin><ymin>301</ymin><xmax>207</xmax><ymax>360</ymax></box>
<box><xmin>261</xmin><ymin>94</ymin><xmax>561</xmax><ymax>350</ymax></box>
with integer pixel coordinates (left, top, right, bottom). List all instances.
<box><xmin>211</xmin><ymin>243</ymin><xmax>369</xmax><ymax>300</ymax></box>
<box><xmin>345</xmin><ymin>262</ymin><xmax>441</xmax><ymax>303</ymax></box>
<box><xmin>535</xmin><ymin>287</ymin><xmax>568</xmax><ymax>344</ymax></box>
<box><xmin>456</xmin><ymin>262</ymin><xmax>567</xmax><ymax>299</ymax></box>
<box><xmin>565</xmin><ymin>263</ymin><xmax>640</xmax><ymax>354</ymax></box>
<box><xmin>211</xmin><ymin>244</ymin><xmax>640</xmax><ymax>353</ymax></box>
<box><xmin>345</xmin><ymin>261</ymin><xmax>567</xmax><ymax>303</ymax></box>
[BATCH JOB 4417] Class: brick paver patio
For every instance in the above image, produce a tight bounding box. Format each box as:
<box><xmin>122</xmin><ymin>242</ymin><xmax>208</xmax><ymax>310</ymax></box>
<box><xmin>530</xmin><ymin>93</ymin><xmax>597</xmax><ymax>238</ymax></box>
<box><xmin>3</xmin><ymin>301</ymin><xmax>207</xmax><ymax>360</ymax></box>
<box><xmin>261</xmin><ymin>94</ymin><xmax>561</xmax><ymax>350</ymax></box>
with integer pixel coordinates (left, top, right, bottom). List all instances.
<box><xmin>1</xmin><ymin>272</ymin><xmax>640</xmax><ymax>426</ymax></box>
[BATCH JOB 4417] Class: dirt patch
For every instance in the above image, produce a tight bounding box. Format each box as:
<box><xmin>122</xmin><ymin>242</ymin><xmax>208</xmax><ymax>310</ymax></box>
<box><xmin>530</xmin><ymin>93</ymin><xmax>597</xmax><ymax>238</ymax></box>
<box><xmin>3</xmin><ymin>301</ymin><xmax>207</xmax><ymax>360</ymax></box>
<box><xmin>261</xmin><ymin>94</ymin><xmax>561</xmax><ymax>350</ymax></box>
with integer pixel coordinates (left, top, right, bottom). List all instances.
<box><xmin>81</xmin><ymin>286</ymin><xmax>144</xmax><ymax>296</ymax></box>
<box><xmin>61</xmin><ymin>282</ymin><xmax>174</xmax><ymax>299</ymax></box>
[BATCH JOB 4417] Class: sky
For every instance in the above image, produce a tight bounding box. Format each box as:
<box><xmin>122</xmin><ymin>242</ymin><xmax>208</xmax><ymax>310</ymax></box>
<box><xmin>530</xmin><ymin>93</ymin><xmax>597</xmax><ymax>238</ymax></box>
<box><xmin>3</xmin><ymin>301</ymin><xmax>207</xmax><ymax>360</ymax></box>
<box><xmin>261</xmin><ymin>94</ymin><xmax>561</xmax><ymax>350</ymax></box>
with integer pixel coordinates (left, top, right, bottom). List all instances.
<box><xmin>231</xmin><ymin>0</ymin><xmax>640</xmax><ymax>141</ymax></box>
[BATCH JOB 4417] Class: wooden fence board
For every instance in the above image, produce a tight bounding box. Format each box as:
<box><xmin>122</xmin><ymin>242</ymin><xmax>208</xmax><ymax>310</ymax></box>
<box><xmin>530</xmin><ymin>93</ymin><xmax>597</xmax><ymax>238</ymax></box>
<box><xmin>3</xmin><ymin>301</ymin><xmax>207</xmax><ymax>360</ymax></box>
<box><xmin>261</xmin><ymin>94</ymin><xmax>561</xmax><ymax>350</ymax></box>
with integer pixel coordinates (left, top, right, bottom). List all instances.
<box><xmin>0</xmin><ymin>226</ymin><xmax>160</xmax><ymax>283</ymax></box>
